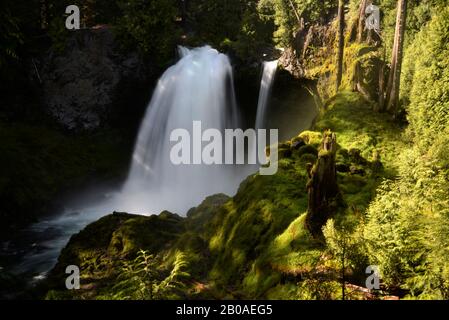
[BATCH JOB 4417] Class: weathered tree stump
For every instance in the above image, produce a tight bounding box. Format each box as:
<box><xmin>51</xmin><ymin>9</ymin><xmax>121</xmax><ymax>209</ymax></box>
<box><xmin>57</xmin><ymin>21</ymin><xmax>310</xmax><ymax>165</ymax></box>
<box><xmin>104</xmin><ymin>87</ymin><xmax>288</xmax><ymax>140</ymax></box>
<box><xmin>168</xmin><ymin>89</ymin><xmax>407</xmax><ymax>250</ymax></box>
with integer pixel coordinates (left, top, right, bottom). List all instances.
<box><xmin>306</xmin><ymin>130</ymin><xmax>339</xmax><ymax>237</ymax></box>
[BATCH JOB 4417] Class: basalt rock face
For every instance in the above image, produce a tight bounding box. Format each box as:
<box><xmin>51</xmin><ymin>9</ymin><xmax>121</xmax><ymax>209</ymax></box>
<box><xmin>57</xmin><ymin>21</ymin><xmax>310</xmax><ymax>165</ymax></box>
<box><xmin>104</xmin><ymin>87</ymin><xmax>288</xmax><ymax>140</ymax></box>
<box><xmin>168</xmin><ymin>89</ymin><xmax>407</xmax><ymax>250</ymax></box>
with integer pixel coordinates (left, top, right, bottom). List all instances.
<box><xmin>279</xmin><ymin>23</ymin><xmax>335</xmax><ymax>79</ymax></box>
<box><xmin>40</xmin><ymin>27</ymin><xmax>154</xmax><ymax>131</ymax></box>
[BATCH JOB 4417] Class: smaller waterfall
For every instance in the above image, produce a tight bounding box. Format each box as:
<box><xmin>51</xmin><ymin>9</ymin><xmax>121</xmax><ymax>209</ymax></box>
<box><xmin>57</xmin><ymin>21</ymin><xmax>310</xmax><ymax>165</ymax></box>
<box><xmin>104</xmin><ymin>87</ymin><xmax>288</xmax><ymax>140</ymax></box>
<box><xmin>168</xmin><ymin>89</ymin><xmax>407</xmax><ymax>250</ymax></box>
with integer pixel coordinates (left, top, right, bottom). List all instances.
<box><xmin>255</xmin><ymin>60</ymin><xmax>278</xmax><ymax>130</ymax></box>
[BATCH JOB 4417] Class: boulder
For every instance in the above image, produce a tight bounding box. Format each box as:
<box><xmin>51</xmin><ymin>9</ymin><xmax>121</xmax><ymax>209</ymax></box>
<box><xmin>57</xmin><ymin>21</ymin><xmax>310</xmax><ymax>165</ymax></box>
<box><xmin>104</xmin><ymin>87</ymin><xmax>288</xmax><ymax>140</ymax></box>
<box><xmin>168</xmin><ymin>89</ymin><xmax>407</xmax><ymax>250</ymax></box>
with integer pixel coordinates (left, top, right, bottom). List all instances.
<box><xmin>291</xmin><ymin>138</ymin><xmax>306</xmax><ymax>150</ymax></box>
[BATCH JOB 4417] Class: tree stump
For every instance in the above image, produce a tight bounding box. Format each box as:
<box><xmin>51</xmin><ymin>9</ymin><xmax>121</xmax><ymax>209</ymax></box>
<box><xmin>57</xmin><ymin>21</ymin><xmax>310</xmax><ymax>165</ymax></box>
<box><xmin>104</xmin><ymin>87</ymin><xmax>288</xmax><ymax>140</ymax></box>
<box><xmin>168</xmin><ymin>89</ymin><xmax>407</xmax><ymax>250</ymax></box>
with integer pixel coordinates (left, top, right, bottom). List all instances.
<box><xmin>306</xmin><ymin>130</ymin><xmax>339</xmax><ymax>238</ymax></box>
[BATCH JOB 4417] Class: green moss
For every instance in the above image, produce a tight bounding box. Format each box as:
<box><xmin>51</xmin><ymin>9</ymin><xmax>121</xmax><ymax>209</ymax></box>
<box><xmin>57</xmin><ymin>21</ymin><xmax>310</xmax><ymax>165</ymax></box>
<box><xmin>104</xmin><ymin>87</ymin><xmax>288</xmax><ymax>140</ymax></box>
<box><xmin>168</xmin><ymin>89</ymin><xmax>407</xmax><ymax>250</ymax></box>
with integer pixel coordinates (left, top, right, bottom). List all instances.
<box><xmin>108</xmin><ymin>212</ymin><xmax>184</xmax><ymax>257</ymax></box>
<box><xmin>298</xmin><ymin>131</ymin><xmax>322</xmax><ymax>146</ymax></box>
<box><xmin>299</xmin><ymin>153</ymin><xmax>317</xmax><ymax>164</ymax></box>
<box><xmin>296</xmin><ymin>144</ymin><xmax>318</xmax><ymax>157</ymax></box>
<box><xmin>42</xmin><ymin>89</ymin><xmax>407</xmax><ymax>300</ymax></box>
<box><xmin>315</xmin><ymin>91</ymin><xmax>404</xmax><ymax>176</ymax></box>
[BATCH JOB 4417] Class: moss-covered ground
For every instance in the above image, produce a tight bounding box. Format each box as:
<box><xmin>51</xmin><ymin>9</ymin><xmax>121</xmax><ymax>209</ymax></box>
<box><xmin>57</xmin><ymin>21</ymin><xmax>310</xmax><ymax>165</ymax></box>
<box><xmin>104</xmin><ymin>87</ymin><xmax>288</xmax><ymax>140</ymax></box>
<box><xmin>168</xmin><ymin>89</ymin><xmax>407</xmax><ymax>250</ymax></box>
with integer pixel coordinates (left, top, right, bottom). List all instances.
<box><xmin>41</xmin><ymin>91</ymin><xmax>405</xmax><ymax>300</ymax></box>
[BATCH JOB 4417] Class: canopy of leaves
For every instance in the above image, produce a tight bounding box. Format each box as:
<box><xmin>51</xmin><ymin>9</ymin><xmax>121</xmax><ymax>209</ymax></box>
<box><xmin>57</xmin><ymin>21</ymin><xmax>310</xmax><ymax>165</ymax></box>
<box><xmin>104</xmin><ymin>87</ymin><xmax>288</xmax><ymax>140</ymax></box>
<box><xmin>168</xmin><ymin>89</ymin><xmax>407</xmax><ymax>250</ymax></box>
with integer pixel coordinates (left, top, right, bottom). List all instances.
<box><xmin>260</xmin><ymin>0</ymin><xmax>337</xmax><ymax>46</ymax></box>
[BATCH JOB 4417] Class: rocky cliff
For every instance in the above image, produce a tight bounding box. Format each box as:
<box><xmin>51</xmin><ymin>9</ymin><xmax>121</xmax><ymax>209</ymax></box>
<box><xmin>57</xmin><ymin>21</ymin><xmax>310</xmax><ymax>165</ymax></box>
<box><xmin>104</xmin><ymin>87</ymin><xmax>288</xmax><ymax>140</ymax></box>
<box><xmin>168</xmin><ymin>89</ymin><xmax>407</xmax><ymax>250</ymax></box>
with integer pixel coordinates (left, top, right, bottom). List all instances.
<box><xmin>39</xmin><ymin>27</ymin><xmax>155</xmax><ymax>131</ymax></box>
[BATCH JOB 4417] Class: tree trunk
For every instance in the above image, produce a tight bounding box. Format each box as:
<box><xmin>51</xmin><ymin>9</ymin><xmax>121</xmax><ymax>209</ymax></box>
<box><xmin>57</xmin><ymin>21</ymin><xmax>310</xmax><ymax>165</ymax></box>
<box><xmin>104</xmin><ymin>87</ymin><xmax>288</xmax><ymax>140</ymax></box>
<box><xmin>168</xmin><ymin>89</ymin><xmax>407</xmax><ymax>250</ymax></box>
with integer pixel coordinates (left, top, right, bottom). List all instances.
<box><xmin>40</xmin><ymin>0</ymin><xmax>49</xmax><ymax>29</ymax></box>
<box><xmin>357</xmin><ymin>0</ymin><xmax>368</xmax><ymax>42</ymax></box>
<box><xmin>288</xmin><ymin>0</ymin><xmax>302</xmax><ymax>24</ymax></box>
<box><xmin>342</xmin><ymin>246</ymin><xmax>346</xmax><ymax>300</ymax></box>
<box><xmin>306</xmin><ymin>131</ymin><xmax>339</xmax><ymax>237</ymax></box>
<box><xmin>385</xmin><ymin>0</ymin><xmax>407</xmax><ymax>114</ymax></box>
<box><xmin>336</xmin><ymin>0</ymin><xmax>345</xmax><ymax>91</ymax></box>
<box><xmin>305</xmin><ymin>81</ymin><xmax>323</xmax><ymax>111</ymax></box>
<box><xmin>352</xmin><ymin>0</ymin><xmax>368</xmax><ymax>94</ymax></box>
<box><xmin>376</xmin><ymin>47</ymin><xmax>386</xmax><ymax>112</ymax></box>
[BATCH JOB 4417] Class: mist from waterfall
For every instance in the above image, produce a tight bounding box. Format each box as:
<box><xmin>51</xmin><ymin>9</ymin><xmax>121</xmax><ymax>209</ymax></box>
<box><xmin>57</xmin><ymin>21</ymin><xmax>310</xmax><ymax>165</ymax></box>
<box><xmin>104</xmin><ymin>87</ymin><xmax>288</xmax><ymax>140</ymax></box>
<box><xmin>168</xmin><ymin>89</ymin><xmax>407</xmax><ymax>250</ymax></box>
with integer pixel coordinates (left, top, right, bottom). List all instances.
<box><xmin>255</xmin><ymin>60</ymin><xmax>278</xmax><ymax>130</ymax></box>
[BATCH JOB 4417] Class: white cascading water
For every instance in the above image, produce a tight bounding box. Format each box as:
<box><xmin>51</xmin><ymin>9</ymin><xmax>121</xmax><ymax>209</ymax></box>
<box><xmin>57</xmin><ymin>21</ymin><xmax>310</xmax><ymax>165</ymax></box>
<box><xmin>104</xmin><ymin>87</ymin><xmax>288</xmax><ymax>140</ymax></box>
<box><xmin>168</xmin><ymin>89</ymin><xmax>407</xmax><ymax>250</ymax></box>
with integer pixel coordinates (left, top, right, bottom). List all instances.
<box><xmin>115</xmin><ymin>46</ymin><xmax>246</xmax><ymax>214</ymax></box>
<box><xmin>255</xmin><ymin>60</ymin><xmax>278</xmax><ymax>130</ymax></box>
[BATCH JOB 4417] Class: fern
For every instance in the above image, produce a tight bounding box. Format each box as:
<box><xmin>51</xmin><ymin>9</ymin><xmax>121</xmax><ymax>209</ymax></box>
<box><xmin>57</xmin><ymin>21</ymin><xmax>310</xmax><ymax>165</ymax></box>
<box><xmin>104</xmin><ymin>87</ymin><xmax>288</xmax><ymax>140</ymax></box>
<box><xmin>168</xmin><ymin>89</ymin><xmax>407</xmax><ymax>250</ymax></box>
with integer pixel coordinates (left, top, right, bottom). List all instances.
<box><xmin>111</xmin><ymin>250</ymin><xmax>190</xmax><ymax>300</ymax></box>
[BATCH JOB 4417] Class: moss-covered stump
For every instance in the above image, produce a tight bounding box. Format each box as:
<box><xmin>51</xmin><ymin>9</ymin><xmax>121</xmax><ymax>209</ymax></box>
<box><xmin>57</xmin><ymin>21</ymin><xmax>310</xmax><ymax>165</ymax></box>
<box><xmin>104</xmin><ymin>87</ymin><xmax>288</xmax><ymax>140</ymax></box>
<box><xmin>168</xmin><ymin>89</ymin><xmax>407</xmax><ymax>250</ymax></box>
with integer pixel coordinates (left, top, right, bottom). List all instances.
<box><xmin>306</xmin><ymin>130</ymin><xmax>340</xmax><ymax>237</ymax></box>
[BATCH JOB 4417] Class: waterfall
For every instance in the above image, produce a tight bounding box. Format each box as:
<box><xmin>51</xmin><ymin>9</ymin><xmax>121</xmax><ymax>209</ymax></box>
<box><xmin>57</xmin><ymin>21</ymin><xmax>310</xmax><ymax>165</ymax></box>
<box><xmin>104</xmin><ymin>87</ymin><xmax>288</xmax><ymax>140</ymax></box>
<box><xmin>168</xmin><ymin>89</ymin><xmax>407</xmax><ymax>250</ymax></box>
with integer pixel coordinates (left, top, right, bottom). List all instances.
<box><xmin>255</xmin><ymin>60</ymin><xmax>278</xmax><ymax>130</ymax></box>
<box><xmin>117</xmin><ymin>46</ymin><xmax>245</xmax><ymax>215</ymax></box>
<box><xmin>5</xmin><ymin>48</ymin><xmax>315</xmax><ymax>279</ymax></box>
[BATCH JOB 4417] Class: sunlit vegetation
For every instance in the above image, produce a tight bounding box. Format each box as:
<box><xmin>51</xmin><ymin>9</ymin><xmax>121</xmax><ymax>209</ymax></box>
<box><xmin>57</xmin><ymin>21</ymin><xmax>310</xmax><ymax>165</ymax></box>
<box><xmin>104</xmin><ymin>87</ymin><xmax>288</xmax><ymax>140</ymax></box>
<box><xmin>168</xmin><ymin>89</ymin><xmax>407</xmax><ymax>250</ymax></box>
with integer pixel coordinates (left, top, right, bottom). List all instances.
<box><xmin>2</xmin><ymin>0</ymin><xmax>449</xmax><ymax>300</ymax></box>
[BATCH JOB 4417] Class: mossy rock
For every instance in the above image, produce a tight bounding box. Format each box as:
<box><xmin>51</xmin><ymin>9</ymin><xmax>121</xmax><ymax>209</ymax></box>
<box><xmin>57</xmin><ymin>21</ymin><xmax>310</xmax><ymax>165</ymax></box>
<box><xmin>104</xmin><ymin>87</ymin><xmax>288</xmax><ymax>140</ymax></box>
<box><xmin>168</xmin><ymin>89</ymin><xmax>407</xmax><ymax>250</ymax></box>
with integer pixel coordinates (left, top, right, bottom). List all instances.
<box><xmin>107</xmin><ymin>212</ymin><xmax>184</xmax><ymax>257</ymax></box>
<box><xmin>278</xmin><ymin>147</ymin><xmax>293</xmax><ymax>158</ymax></box>
<box><xmin>290</xmin><ymin>137</ymin><xmax>306</xmax><ymax>150</ymax></box>
<box><xmin>299</xmin><ymin>153</ymin><xmax>318</xmax><ymax>164</ymax></box>
<box><xmin>336</xmin><ymin>148</ymin><xmax>350</xmax><ymax>162</ymax></box>
<box><xmin>185</xmin><ymin>193</ymin><xmax>230</xmax><ymax>233</ymax></box>
<box><xmin>298</xmin><ymin>131</ymin><xmax>322</xmax><ymax>146</ymax></box>
<box><xmin>348</xmin><ymin>148</ymin><xmax>368</xmax><ymax>165</ymax></box>
<box><xmin>296</xmin><ymin>144</ymin><xmax>318</xmax><ymax>157</ymax></box>
<box><xmin>46</xmin><ymin>211</ymin><xmax>185</xmax><ymax>294</ymax></box>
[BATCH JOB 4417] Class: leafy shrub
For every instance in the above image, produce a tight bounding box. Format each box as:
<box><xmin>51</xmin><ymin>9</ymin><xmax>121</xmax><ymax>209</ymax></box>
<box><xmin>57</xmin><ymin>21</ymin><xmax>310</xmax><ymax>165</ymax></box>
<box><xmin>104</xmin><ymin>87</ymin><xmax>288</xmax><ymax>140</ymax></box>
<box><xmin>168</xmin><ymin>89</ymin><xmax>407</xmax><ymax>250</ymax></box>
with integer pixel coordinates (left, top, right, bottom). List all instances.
<box><xmin>114</xmin><ymin>0</ymin><xmax>180</xmax><ymax>65</ymax></box>
<box><xmin>365</xmin><ymin>7</ymin><xmax>449</xmax><ymax>298</ymax></box>
<box><xmin>111</xmin><ymin>250</ymin><xmax>190</xmax><ymax>300</ymax></box>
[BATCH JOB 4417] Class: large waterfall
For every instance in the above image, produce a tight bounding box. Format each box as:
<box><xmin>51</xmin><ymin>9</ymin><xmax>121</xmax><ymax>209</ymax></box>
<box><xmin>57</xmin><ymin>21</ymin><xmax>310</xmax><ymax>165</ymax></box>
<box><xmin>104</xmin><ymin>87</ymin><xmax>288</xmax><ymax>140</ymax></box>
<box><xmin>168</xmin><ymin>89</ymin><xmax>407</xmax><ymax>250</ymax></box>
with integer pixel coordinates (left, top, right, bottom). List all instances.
<box><xmin>116</xmin><ymin>46</ymin><xmax>247</xmax><ymax>214</ymax></box>
<box><xmin>255</xmin><ymin>60</ymin><xmax>278</xmax><ymax>130</ymax></box>
<box><xmin>5</xmin><ymin>47</ymin><xmax>283</xmax><ymax>278</ymax></box>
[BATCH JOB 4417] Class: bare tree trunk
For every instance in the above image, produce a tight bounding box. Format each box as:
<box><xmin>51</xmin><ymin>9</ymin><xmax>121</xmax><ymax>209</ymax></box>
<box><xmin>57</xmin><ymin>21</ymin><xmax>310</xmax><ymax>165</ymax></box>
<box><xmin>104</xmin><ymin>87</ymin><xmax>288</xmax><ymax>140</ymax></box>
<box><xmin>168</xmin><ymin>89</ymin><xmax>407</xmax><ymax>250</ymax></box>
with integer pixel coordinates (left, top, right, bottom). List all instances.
<box><xmin>385</xmin><ymin>0</ymin><xmax>407</xmax><ymax>114</ymax></box>
<box><xmin>375</xmin><ymin>62</ymin><xmax>385</xmax><ymax>111</ymax></box>
<box><xmin>306</xmin><ymin>131</ymin><xmax>339</xmax><ymax>237</ymax></box>
<box><xmin>40</xmin><ymin>0</ymin><xmax>49</xmax><ymax>29</ymax></box>
<box><xmin>357</xmin><ymin>0</ymin><xmax>368</xmax><ymax>42</ymax></box>
<box><xmin>376</xmin><ymin>46</ymin><xmax>387</xmax><ymax>112</ymax></box>
<box><xmin>342</xmin><ymin>246</ymin><xmax>346</xmax><ymax>300</ymax></box>
<box><xmin>305</xmin><ymin>82</ymin><xmax>323</xmax><ymax>111</ymax></box>
<box><xmin>288</xmin><ymin>0</ymin><xmax>302</xmax><ymax>24</ymax></box>
<box><xmin>351</xmin><ymin>1</ymin><xmax>368</xmax><ymax>95</ymax></box>
<box><xmin>336</xmin><ymin>0</ymin><xmax>345</xmax><ymax>91</ymax></box>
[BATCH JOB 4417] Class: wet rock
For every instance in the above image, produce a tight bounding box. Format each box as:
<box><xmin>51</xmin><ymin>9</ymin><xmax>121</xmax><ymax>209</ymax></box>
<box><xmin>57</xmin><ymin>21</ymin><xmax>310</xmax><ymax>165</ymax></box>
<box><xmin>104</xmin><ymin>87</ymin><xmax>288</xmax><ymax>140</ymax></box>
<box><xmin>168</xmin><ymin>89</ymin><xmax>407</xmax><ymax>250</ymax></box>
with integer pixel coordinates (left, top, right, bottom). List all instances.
<box><xmin>279</xmin><ymin>47</ymin><xmax>304</xmax><ymax>78</ymax></box>
<box><xmin>291</xmin><ymin>138</ymin><xmax>306</xmax><ymax>150</ymax></box>
<box><xmin>39</xmin><ymin>27</ymin><xmax>154</xmax><ymax>131</ymax></box>
<box><xmin>279</xmin><ymin>23</ymin><xmax>334</xmax><ymax>79</ymax></box>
